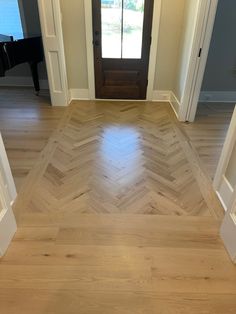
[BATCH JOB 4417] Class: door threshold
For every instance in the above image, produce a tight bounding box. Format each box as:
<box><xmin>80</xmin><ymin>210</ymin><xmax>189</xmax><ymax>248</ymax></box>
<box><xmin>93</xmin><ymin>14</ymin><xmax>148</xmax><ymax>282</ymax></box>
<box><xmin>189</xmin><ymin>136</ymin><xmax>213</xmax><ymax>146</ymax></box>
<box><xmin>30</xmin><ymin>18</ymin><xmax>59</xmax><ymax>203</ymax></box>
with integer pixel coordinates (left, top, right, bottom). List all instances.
<box><xmin>94</xmin><ymin>98</ymin><xmax>149</xmax><ymax>102</ymax></box>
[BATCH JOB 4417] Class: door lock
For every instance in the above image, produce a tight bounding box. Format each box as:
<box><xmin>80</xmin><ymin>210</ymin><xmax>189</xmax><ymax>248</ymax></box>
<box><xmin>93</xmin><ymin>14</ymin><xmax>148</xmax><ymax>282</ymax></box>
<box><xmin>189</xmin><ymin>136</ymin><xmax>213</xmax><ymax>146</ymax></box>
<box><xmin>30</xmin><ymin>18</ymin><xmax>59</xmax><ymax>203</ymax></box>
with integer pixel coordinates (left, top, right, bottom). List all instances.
<box><xmin>93</xmin><ymin>40</ymin><xmax>100</xmax><ymax>46</ymax></box>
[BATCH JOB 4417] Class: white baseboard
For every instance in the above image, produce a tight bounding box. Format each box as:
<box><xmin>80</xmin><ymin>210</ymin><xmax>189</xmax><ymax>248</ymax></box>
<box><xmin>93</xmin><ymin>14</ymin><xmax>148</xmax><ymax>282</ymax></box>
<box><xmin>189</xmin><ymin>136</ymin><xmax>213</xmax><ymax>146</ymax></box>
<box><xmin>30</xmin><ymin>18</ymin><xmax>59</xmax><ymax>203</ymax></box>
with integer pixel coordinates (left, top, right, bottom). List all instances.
<box><xmin>152</xmin><ymin>90</ymin><xmax>171</xmax><ymax>102</ymax></box>
<box><xmin>151</xmin><ymin>90</ymin><xmax>180</xmax><ymax>118</ymax></box>
<box><xmin>200</xmin><ymin>91</ymin><xmax>236</xmax><ymax>103</ymax></box>
<box><xmin>170</xmin><ymin>91</ymin><xmax>180</xmax><ymax>118</ymax></box>
<box><xmin>0</xmin><ymin>208</ymin><xmax>17</xmax><ymax>257</ymax></box>
<box><xmin>69</xmin><ymin>88</ymin><xmax>181</xmax><ymax>121</ymax></box>
<box><xmin>70</xmin><ymin>89</ymin><xmax>90</xmax><ymax>101</ymax></box>
<box><xmin>217</xmin><ymin>175</ymin><xmax>234</xmax><ymax>212</ymax></box>
<box><xmin>0</xmin><ymin>76</ymin><xmax>49</xmax><ymax>89</ymax></box>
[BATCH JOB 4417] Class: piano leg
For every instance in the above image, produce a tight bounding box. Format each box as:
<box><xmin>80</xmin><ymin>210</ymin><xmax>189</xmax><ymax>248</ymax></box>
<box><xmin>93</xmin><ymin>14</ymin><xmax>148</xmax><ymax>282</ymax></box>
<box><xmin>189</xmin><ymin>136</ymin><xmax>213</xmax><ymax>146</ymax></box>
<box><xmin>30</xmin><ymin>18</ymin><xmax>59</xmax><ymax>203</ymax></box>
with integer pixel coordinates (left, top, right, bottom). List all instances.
<box><xmin>29</xmin><ymin>61</ymin><xmax>40</xmax><ymax>95</ymax></box>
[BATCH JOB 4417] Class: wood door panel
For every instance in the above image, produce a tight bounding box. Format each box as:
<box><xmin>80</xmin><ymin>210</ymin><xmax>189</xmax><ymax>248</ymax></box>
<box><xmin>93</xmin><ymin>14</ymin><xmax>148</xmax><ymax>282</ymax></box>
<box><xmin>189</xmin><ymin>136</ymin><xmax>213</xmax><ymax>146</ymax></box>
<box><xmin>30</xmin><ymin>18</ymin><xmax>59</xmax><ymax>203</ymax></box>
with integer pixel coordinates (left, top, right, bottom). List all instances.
<box><xmin>92</xmin><ymin>0</ymin><xmax>154</xmax><ymax>100</ymax></box>
<box><xmin>104</xmin><ymin>70</ymin><xmax>140</xmax><ymax>86</ymax></box>
<box><xmin>101</xmin><ymin>85</ymin><xmax>140</xmax><ymax>99</ymax></box>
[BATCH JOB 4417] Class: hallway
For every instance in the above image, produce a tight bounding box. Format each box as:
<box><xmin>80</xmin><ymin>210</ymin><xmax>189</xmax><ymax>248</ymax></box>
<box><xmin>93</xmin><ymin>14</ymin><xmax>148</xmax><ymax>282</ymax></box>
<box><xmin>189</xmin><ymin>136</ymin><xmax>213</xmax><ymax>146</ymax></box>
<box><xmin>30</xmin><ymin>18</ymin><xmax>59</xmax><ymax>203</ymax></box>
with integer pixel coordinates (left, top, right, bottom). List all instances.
<box><xmin>0</xmin><ymin>101</ymin><xmax>235</xmax><ymax>313</ymax></box>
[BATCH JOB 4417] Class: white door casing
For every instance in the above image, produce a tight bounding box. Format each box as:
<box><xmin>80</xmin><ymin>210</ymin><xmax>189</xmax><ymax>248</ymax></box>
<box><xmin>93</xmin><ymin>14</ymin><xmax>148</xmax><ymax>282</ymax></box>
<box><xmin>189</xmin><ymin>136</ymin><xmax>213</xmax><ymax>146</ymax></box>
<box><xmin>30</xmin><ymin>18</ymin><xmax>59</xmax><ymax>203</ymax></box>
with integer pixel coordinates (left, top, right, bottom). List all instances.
<box><xmin>37</xmin><ymin>0</ymin><xmax>69</xmax><ymax>106</ymax></box>
<box><xmin>179</xmin><ymin>0</ymin><xmax>219</xmax><ymax>122</ymax></box>
<box><xmin>0</xmin><ymin>135</ymin><xmax>17</xmax><ymax>204</ymax></box>
<box><xmin>220</xmin><ymin>192</ymin><xmax>236</xmax><ymax>263</ymax></box>
<box><xmin>0</xmin><ymin>134</ymin><xmax>17</xmax><ymax>257</ymax></box>
<box><xmin>213</xmin><ymin>106</ymin><xmax>236</xmax><ymax>211</ymax></box>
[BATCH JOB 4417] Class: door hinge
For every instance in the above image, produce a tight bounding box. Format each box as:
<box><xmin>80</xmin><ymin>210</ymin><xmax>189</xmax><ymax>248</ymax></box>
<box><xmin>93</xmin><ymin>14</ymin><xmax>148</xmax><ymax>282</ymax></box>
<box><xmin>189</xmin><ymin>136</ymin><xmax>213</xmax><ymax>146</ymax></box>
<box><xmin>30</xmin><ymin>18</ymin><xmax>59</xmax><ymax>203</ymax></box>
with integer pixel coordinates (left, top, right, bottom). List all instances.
<box><xmin>198</xmin><ymin>48</ymin><xmax>202</xmax><ymax>58</ymax></box>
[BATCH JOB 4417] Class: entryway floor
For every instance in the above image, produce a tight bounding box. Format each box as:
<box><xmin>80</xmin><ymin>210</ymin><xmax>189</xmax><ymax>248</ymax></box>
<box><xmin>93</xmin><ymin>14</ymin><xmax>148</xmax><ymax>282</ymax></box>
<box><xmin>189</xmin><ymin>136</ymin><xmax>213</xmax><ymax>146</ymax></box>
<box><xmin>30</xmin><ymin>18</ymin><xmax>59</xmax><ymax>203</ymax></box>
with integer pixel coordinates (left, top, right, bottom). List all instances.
<box><xmin>0</xmin><ymin>100</ymin><xmax>236</xmax><ymax>314</ymax></box>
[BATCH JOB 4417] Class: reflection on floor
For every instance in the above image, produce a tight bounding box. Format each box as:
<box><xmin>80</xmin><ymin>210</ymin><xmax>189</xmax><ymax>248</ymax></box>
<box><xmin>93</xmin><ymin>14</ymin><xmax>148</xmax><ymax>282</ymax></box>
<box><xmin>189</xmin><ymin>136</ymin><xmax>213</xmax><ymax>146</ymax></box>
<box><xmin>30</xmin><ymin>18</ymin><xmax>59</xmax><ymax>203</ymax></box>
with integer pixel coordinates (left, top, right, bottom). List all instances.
<box><xmin>0</xmin><ymin>87</ymin><xmax>65</xmax><ymax>190</ymax></box>
<box><xmin>183</xmin><ymin>102</ymin><xmax>235</xmax><ymax>179</ymax></box>
<box><xmin>1</xmin><ymin>99</ymin><xmax>236</xmax><ymax>314</ymax></box>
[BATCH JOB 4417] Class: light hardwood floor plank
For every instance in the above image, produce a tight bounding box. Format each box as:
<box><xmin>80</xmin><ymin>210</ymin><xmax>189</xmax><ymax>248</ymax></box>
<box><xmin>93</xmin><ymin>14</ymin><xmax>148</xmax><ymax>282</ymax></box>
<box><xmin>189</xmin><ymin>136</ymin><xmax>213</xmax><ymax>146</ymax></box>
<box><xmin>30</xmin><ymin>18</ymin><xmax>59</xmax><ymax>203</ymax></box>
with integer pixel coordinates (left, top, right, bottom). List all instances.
<box><xmin>0</xmin><ymin>94</ymin><xmax>235</xmax><ymax>314</ymax></box>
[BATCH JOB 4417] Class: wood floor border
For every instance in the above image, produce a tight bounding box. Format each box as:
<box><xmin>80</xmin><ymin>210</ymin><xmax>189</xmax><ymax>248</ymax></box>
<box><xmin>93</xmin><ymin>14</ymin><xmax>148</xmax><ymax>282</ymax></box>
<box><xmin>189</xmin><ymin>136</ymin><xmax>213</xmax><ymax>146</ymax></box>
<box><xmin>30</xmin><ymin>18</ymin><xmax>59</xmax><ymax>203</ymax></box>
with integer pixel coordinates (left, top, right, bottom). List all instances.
<box><xmin>167</xmin><ymin>106</ymin><xmax>224</xmax><ymax>220</ymax></box>
<box><xmin>13</xmin><ymin>102</ymin><xmax>76</xmax><ymax>223</ymax></box>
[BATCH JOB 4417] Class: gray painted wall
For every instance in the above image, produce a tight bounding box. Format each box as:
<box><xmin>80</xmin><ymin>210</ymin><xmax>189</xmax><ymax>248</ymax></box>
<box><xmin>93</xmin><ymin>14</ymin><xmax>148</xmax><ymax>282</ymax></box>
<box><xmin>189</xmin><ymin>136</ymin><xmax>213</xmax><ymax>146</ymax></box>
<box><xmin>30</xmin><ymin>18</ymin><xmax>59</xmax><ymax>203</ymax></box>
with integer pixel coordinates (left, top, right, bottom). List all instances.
<box><xmin>202</xmin><ymin>0</ymin><xmax>236</xmax><ymax>92</ymax></box>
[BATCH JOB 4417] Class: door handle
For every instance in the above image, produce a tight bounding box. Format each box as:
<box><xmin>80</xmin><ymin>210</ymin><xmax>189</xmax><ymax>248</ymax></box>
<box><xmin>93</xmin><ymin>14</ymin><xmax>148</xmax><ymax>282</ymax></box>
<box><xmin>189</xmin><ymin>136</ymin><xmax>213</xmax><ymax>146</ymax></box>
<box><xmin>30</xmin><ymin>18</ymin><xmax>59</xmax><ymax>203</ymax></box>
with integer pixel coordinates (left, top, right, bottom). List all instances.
<box><xmin>93</xmin><ymin>40</ymin><xmax>100</xmax><ymax>46</ymax></box>
<box><xmin>95</xmin><ymin>31</ymin><xmax>100</xmax><ymax>36</ymax></box>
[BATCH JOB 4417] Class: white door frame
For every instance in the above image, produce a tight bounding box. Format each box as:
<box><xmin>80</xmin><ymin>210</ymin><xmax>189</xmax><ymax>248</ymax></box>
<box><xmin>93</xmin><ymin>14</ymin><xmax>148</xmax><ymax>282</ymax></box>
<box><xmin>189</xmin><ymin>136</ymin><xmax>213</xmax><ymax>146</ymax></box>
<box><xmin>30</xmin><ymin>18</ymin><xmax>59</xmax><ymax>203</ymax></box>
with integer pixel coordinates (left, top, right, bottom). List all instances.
<box><xmin>213</xmin><ymin>106</ymin><xmax>236</xmax><ymax>211</ymax></box>
<box><xmin>84</xmin><ymin>0</ymin><xmax>162</xmax><ymax>101</ymax></box>
<box><xmin>0</xmin><ymin>135</ymin><xmax>17</xmax><ymax>205</ymax></box>
<box><xmin>221</xmin><ymin>191</ymin><xmax>236</xmax><ymax>263</ymax></box>
<box><xmin>0</xmin><ymin>133</ymin><xmax>17</xmax><ymax>257</ymax></box>
<box><xmin>179</xmin><ymin>0</ymin><xmax>219</xmax><ymax>122</ymax></box>
<box><xmin>37</xmin><ymin>0</ymin><xmax>69</xmax><ymax>106</ymax></box>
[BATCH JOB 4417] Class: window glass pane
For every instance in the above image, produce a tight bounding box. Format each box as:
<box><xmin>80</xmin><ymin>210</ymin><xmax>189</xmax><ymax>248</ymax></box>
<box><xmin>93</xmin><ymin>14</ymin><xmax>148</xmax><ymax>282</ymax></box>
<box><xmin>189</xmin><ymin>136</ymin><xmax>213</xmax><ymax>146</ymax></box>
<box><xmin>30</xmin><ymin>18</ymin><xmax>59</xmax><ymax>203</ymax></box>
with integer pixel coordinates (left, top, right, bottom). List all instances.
<box><xmin>101</xmin><ymin>0</ymin><xmax>122</xmax><ymax>58</ymax></box>
<box><xmin>122</xmin><ymin>0</ymin><xmax>145</xmax><ymax>59</ymax></box>
<box><xmin>0</xmin><ymin>0</ymin><xmax>24</xmax><ymax>40</ymax></box>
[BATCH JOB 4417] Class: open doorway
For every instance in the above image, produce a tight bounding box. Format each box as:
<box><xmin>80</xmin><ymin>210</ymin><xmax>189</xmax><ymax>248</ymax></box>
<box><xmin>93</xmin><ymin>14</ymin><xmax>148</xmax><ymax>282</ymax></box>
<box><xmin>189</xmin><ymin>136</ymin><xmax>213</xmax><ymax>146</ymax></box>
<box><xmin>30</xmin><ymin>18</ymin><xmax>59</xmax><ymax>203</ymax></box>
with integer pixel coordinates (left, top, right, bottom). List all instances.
<box><xmin>0</xmin><ymin>0</ymin><xmax>69</xmax><ymax>256</ymax></box>
<box><xmin>0</xmin><ymin>0</ymin><xmax>69</xmax><ymax>191</ymax></box>
<box><xmin>0</xmin><ymin>0</ymin><xmax>50</xmax><ymax>106</ymax></box>
<box><xmin>181</xmin><ymin>0</ymin><xmax>236</xmax><ymax>180</ymax></box>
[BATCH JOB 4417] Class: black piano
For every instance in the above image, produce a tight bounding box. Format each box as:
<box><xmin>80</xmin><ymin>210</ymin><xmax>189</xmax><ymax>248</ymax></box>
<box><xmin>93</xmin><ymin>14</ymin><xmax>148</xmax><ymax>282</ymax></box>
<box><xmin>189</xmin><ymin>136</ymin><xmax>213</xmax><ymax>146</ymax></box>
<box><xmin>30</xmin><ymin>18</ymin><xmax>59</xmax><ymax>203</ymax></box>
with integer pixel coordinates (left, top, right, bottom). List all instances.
<box><xmin>0</xmin><ymin>35</ymin><xmax>44</xmax><ymax>94</ymax></box>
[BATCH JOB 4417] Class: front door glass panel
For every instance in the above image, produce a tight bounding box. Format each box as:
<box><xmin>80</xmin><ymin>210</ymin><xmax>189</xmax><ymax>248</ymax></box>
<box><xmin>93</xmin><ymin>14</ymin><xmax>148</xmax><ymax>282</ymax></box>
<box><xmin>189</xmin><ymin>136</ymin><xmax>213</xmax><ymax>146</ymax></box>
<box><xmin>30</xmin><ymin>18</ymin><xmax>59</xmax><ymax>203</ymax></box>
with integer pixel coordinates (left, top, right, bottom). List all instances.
<box><xmin>101</xmin><ymin>0</ymin><xmax>145</xmax><ymax>59</ymax></box>
<box><xmin>101</xmin><ymin>0</ymin><xmax>122</xmax><ymax>58</ymax></box>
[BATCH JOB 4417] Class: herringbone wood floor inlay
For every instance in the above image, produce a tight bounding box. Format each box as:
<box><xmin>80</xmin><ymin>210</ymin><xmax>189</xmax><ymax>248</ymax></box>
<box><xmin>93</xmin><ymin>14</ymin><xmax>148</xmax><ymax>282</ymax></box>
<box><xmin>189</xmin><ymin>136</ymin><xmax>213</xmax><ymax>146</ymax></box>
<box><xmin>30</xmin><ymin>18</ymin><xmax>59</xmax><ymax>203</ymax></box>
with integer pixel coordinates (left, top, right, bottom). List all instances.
<box><xmin>19</xmin><ymin>101</ymin><xmax>214</xmax><ymax>218</ymax></box>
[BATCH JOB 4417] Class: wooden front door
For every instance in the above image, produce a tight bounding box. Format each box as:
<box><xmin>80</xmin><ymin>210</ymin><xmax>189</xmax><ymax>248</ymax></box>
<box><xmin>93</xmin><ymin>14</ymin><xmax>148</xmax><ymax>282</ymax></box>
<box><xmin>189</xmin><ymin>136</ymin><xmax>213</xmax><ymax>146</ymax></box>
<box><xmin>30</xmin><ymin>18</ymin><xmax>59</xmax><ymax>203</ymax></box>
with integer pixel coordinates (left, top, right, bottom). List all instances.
<box><xmin>92</xmin><ymin>0</ymin><xmax>154</xmax><ymax>99</ymax></box>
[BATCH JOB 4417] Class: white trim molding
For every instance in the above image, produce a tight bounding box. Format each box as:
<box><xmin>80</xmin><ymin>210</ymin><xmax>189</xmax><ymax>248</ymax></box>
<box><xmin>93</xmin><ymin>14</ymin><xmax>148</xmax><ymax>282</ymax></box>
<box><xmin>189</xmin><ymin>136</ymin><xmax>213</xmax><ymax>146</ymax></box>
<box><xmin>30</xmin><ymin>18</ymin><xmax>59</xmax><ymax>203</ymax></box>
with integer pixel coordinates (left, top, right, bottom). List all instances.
<box><xmin>70</xmin><ymin>89</ymin><xmax>90</xmax><ymax>101</ymax></box>
<box><xmin>170</xmin><ymin>92</ymin><xmax>181</xmax><ymax>118</ymax></box>
<box><xmin>0</xmin><ymin>133</ymin><xmax>17</xmax><ymax>204</ymax></box>
<box><xmin>0</xmin><ymin>133</ymin><xmax>17</xmax><ymax>257</ymax></box>
<box><xmin>217</xmin><ymin>176</ymin><xmax>234</xmax><ymax>211</ymax></box>
<box><xmin>199</xmin><ymin>91</ymin><xmax>236</xmax><ymax>103</ymax></box>
<box><xmin>84</xmin><ymin>0</ymin><xmax>96</xmax><ymax>100</ymax></box>
<box><xmin>214</xmin><ymin>106</ymin><xmax>236</xmax><ymax>211</ymax></box>
<box><xmin>0</xmin><ymin>76</ymin><xmax>49</xmax><ymax>89</ymax></box>
<box><xmin>220</xmin><ymin>192</ymin><xmax>236</xmax><ymax>263</ymax></box>
<box><xmin>146</xmin><ymin>0</ymin><xmax>162</xmax><ymax>100</ymax></box>
<box><xmin>152</xmin><ymin>90</ymin><xmax>180</xmax><ymax>119</ymax></box>
<box><xmin>179</xmin><ymin>0</ymin><xmax>219</xmax><ymax>122</ymax></box>
<box><xmin>152</xmin><ymin>90</ymin><xmax>171</xmax><ymax>102</ymax></box>
<box><xmin>38</xmin><ymin>0</ymin><xmax>69</xmax><ymax>107</ymax></box>
<box><xmin>0</xmin><ymin>208</ymin><xmax>17</xmax><ymax>257</ymax></box>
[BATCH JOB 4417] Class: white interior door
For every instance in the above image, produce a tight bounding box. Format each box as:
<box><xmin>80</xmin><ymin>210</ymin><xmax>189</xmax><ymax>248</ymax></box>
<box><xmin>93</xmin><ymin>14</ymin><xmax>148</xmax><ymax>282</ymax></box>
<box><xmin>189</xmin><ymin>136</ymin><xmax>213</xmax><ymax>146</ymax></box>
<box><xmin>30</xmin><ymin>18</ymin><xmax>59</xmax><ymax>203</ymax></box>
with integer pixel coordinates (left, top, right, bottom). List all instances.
<box><xmin>221</xmin><ymin>193</ymin><xmax>236</xmax><ymax>263</ymax></box>
<box><xmin>37</xmin><ymin>0</ymin><xmax>69</xmax><ymax>106</ymax></box>
<box><xmin>0</xmin><ymin>134</ymin><xmax>17</xmax><ymax>257</ymax></box>
<box><xmin>213</xmin><ymin>106</ymin><xmax>236</xmax><ymax>211</ymax></box>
